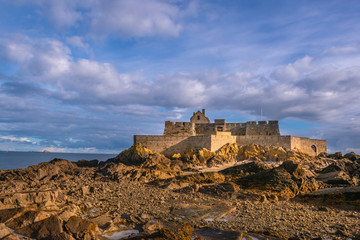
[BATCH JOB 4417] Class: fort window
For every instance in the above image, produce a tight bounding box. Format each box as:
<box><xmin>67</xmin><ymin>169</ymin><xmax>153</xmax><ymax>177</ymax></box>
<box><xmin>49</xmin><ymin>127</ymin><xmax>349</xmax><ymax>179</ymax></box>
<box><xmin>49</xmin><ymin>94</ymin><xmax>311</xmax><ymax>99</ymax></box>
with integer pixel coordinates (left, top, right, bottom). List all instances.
<box><xmin>183</xmin><ymin>122</ymin><xmax>185</xmax><ymax>126</ymax></box>
<box><xmin>197</xmin><ymin>116</ymin><xmax>200</xmax><ymax>120</ymax></box>
<box><xmin>311</xmin><ymin>145</ymin><xmax>317</xmax><ymax>153</ymax></box>
<box><xmin>217</xmin><ymin>127</ymin><xmax>223</xmax><ymax>132</ymax></box>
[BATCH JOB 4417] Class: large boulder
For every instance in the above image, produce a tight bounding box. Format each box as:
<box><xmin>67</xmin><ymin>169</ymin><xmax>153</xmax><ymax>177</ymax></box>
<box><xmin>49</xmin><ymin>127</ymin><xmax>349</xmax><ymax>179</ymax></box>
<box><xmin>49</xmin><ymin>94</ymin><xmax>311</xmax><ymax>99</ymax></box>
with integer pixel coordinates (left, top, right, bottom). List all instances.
<box><xmin>16</xmin><ymin>215</ymin><xmax>63</xmax><ymax>239</ymax></box>
<box><xmin>344</xmin><ymin>152</ymin><xmax>360</xmax><ymax>161</ymax></box>
<box><xmin>316</xmin><ymin>159</ymin><xmax>359</xmax><ymax>185</ymax></box>
<box><xmin>0</xmin><ymin>189</ymin><xmax>65</xmax><ymax>209</ymax></box>
<box><xmin>296</xmin><ymin>187</ymin><xmax>360</xmax><ymax>210</ymax></box>
<box><xmin>237</xmin><ymin>161</ymin><xmax>320</xmax><ymax>199</ymax></box>
<box><xmin>0</xmin><ymin>223</ymin><xmax>12</xmax><ymax>239</ymax></box>
<box><xmin>219</xmin><ymin>160</ymin><xmax>271</xmax><ymax>180</ymax></box>
<box><xmin>65</xmin><ymin>216</ymin><xmax>99</xmax><ymax>240</ymax></box>
<box><xmin>207</xmin><ymin>143</ymin><xmax>240</xmax><ymax>167</ymax></box>
<box><xmin>109</xmin><ymin>144</ymin><xmax>153</xmax><ymax>165</ymax></box>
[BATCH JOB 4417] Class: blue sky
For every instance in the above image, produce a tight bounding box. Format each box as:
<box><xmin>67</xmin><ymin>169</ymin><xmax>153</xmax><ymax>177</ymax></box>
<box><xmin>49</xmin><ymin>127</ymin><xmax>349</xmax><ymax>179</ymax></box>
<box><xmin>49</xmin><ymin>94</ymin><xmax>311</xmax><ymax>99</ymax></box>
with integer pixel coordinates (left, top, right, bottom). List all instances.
<box><xmin>1</xmin><ymin>0</ymin><xmax>360</xmax><ymax>153</ymax></box>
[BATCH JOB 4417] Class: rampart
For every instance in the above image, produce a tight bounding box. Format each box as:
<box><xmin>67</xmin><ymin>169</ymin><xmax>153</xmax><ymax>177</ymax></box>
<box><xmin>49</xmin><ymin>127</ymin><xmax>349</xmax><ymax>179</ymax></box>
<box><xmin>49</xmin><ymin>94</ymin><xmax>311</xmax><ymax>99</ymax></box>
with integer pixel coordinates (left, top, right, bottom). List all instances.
<box><xmin>134</xmin><ymin>135</ymin><xmax>211</xmax><ymax>156</ymax></box>
<box><xmin>134</xmin><ymin>109</ymin><xmax>327</xmax><ymax>157</ymax></box>
<box><xmin>290</xmin><ymin>136</ymin><xmax>327</xmax><ymax>156</ymax></box>
<box><xmin>165</xmin><ymin>119</ymin><xmax>280</xmax><ymax>136</ymax></box>
<box><xmin>135</xmin><ymin>134</ymin><xmax>326</xmax><ymax>157</ymax></box>
<box><xmin>236</xmin><ymin>135</ymin><xmax>292</xmax><ymax>150</ymax></box>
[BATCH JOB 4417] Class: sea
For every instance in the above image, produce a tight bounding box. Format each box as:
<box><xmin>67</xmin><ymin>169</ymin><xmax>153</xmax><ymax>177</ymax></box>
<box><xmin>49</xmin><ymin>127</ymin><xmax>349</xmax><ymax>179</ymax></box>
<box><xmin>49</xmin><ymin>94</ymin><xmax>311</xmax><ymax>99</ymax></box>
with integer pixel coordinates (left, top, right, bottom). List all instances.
<box><xmin>0</xmin><ymin>151</ymin><xmax>118</xmax><ymax>170</ymax></box>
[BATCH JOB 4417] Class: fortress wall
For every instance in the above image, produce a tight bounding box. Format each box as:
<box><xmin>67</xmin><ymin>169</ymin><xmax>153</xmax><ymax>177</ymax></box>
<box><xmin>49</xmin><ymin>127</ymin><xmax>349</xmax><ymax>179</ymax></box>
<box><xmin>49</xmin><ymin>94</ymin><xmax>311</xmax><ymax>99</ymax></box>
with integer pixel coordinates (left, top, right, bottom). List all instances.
<box><xmin>134</xmin><ymin>135</ymin><xmax>211</xmax><ymax>156</ymax></box>
<box><xmin>164</xmin><ymin>121</ymin><xmax>194</xmax><ymax>136</ymax></box>
<box><xmin>210</xmin><ymin>133</ymin><xmax>237</xmax><ymax>152</ymax></box>
<box><xmin>245</xmin><ymin>121</ymin><xmax>280</xmax><ymax>136</ymax></box>
<box><xmin>226</xmin><ymin>124</ymin><xmax>246</xmax><ymax>135</ymax></box>
<box><xmin>236</xmin><ymin>135</ymin><xmax>292</xmax><ymax>150</ymax></box>
<box><xmin>290</xmin><ymin>136</ymin><xmax>327</xmax><ymax>156</ymax></box>
<box><xmin>195</xmin><ymin>123</ymin><xmax>217</xmax><ymax>135</ymax></box>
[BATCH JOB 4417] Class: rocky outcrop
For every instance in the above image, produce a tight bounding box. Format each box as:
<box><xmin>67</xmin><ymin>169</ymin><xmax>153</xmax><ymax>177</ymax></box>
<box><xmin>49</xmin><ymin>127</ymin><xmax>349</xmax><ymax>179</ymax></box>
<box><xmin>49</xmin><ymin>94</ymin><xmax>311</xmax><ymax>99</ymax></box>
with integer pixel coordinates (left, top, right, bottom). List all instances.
<box><xmin>236</xmin><ymin>161</ymin><xmax>321</xmax><ymax>200</ymax></box>
<box><xmin>316</xmin><ymin>159</ymin><xmax>359</xmax><ymax>186</ymax></box>
<box><xmin>296</xmin><ymin>187</ymin><xmax>360</xmax><ymax>210</ymax></box>
<box><xmin>0</xmin><ymin>144</ymin><xmax>360</xmax><ymax>239</ymax></box>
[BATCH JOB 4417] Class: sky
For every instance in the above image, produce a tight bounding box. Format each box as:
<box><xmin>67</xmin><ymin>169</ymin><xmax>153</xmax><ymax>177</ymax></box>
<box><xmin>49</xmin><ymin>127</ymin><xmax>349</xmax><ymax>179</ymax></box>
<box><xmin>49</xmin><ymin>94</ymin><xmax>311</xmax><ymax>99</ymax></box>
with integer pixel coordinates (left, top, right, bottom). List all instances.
<box><xmin>1</xmin><ymin>0</ymin><xmax>360</xmax><ymax>154</ymax></box>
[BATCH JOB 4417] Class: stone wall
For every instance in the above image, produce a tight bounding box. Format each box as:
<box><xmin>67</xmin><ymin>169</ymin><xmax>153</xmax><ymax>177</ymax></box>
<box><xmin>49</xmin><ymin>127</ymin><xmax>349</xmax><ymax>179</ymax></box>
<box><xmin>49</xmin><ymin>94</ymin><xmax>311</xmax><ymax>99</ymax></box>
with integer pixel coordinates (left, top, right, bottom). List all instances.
<box><xmin>236</xmin><ymin>135</ymin><xmax>292</xmax><ymax>150</ymax></box>
<box><xmin>195</xmin><ymin>123</ymin><xmax>217</xmax><ymax>135</ymax></box>
<box><xmin>290</xmin><ymin>136</ymin><xmax>327</xmax><ymax>156</ymax></box>
<box><xmin>244</xmin><ymin>120</ymin><xmax>280</xmax><ymax>135</ymax></box>
<box><xmin>134</xmin><ymin>135</ymin><xmax>211</xmax><ymax>156</ymax></box>
<box><xmin>163</xmin><ymin>121</ymin><xmax>195</xmax><ymax>136</ymax></box>
<box><xmin>210</xmin><ymin>132</ymin><xmax>237</xmax><ymax>151</ymax></box>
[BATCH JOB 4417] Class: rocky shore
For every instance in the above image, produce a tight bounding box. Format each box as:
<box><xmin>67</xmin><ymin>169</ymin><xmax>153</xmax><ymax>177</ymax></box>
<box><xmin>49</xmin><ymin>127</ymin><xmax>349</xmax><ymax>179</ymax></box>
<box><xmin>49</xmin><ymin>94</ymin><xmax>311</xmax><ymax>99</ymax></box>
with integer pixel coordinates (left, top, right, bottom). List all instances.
<box><xmin>0</xmin><ymin>144</ymin><xmax>360</xmax><ymax>239</ymax></box>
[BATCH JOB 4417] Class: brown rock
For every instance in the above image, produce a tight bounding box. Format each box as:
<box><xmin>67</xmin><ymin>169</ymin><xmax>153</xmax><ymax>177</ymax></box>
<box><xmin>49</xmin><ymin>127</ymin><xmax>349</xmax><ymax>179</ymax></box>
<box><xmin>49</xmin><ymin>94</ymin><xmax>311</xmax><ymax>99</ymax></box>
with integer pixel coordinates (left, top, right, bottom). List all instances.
<box><xmin>2</xmin><ymin>234</ymin><xmax>21</xmax><ymax>240</ymax></box>
<box><xmin>7</xmin><ymin>210</ymin><xmax>53</xmax><ymax>230</ymax></box>
<box><xmin>142</xmin><ymin>220</ymin><xmax>162</xmax><ymax>233</ymax></box>
<box><xmin>16</xmin><ymin>215</ymin><xmax>63</xmax><ymax>239</ymax></box>
<box><xmin>65</xmin><ymin>216</ymin><xmax>99</xmax><ymax>239</ymax></box>
<box><xmin>0</xmin><ymin>223</ymin><xmax>12</xmax><ymax>238</ymax></box>
<box><xmin>58</xmin><ymin>204</ymin><xmax>81</xmax><ymax>222</ymax></box>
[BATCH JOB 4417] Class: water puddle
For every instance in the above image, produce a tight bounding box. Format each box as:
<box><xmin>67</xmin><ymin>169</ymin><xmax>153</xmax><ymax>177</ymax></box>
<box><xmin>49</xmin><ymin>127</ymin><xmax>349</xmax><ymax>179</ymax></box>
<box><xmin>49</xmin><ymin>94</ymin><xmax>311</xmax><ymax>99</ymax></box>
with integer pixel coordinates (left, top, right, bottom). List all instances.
<box><xmin>102</xmin><ymin>229</ymin><xmax>139</xmax><ymax>239</ymax></box>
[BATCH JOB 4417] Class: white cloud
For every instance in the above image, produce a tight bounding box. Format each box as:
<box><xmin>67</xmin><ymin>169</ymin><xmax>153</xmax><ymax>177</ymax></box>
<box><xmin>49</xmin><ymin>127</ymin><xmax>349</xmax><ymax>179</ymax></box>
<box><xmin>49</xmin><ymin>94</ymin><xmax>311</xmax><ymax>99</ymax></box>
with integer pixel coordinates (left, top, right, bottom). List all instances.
<box><xmin>2</xmin><ymin>35</ymin><xmax>360</xmax><ymax>152</ymax></box>
<box><xmin>89</xmin><ymin>0</ymin><xmax>182</xmax><ymax>37</ymax></box>
<box><xmin>11</xmin><ymin>0</ymin><xmax>185</xmax><ymax>38</ymax></box>
<box><xmin>0</xmin><ymin>136</ymin><xmax>36</xmax><ymax>144</ymax></box>
<box><xmin>324</xmin><ymin>45</ymin><xmax>359</xmax><ymax>55</ymax></box>
<box><xmin>66</xmin><ymin>36</ymin><xmax>88</xmax><ymax>49</ymax></box>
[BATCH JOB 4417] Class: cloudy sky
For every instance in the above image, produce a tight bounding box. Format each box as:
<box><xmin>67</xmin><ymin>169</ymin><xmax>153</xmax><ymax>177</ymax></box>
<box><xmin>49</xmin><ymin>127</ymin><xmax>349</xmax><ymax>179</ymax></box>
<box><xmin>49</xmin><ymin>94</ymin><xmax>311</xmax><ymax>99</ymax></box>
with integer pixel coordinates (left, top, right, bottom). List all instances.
<box><xmin>1</xmin><ymin>0</ymin><xmax>360</xmax><ymax>154</ymax></box>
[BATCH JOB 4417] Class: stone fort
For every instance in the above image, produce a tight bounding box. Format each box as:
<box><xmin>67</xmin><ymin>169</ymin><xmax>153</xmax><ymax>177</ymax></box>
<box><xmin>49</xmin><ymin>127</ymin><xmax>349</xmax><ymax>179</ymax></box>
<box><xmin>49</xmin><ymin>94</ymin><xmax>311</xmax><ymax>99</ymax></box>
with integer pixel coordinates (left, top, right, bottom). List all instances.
<box><xmin>134</xmin><ymin>109</ymin><xmax>327</xmax><ymax>157</ymax></box>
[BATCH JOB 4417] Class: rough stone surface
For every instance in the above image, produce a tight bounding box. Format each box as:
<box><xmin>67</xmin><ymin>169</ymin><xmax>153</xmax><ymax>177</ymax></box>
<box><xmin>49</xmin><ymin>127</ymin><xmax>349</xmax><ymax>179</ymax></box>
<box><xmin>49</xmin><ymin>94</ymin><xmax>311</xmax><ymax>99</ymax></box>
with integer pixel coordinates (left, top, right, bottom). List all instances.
<box><xmin>0</xmin><ymin>145</ymin><xmax>360</xmax><ymax>239</ymax></box>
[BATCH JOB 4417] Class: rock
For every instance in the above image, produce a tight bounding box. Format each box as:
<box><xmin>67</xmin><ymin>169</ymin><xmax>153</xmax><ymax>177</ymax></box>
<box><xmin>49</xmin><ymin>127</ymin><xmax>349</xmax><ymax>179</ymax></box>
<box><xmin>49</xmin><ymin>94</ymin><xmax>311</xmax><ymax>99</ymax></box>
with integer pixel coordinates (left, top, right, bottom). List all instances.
<box><xmin>194</xmin><ymin>228</ymin><xmax>247</xmax><ymax>240</ymax></box>
<box><xmin>237</xmin><ymin>144</ymin><xmax>289</xmax><ymax>162</ymax></box>
<box><xmin>6</xmin><ymin>210</ymin><xmax>54</xmax><ymax>230</ymax></box>
<box><xmin>198</xmin><ymin>148</ymin><xmax>215</xmax><ymax>165</ymax></box>
<box><xmin>142</xmin><ymin>220</ymin><xmax>162</xmax><ymax>233</ymax></box>
<box><xmin>65</xmin><ymin>216</ymin><xmax>99</xmax><ymax>239</ymax></box>
<box><xmin>328</xmin><ymin>152</ymin><xmax>343</xmax><ymax>159</ymax></box>
<box><xmin>140</xmin><ymin>153</ymin><xmax>173</xmax><ymax>172</ymax></box>
<box><xmin>198</xmin><ymin>182</ymin><xmax>239</xmax><ymax>198</ymax></box>
<box><xmin>318</xmin><ymin>152</ymin><xmax>329</xmax><ymax>158</ymax></box>
<box><xmin>316</xmin><ymin>160</ymin><xmax>359</xmax><ymax>185</ymax></box>
<box><xmin>237</xmin><ymin>167</ymin><xmax>299</xmax><ymax>199</ymax></box>
<box><xmin>90</xmin><ymin>214</ymin><xmax>112</xmax><ymax>229</ymax></box>
<box><xmin>236</xmin><ymin>162</ymin><xmax>319</xmax><ymax>200</ymax></box>
<box><xmin>75</xmin><ymin>159</ymin><xmax>99</xmax><ymax>167</ymax></box>
<box><xmin>109</xmin><ymin>144</ymin><xmax>153</xmax><ymax>165</ymax></box>
<box><xmin>280</xmin><ymin>161</ymin><xmax>305</xmax><ymax>178</ymax></box>
<box><xmin>0</xmin><ymin>189</ymin><xmax>64</xmax><ymax>209</ymax></box>
<box><xmin>58</xmin><ymin>204</ymin><xmax>81</xmax><ymax>222</ymax></box>
<box><xmin>171</xmin><ymin>201</ymin><xmax>236</xmax><ymax>221</ymax></box>
<box><xmin>16</xmin><ymin>215</ymin><xmax>63</xmax><ymax>239</ymax></box>
<box><xmin>344</xmin><ymin>152</ymin><xmax>359</xmax><ymax>161</ymax></box>
<box><xmin>295</xmin><ymin>186</ymin><xmax>360</xmax><ymax>210</ymax></box>
<box><xmin>319</xmin><ymin>160</ymin><xmax>357</xmax><ymax>174</ymax></box>
<box><xmin>2</xmin><ymin>234</ymin><xmax>21</xmax><ymax>240</ymax></box>
<box><xmin>317</xmin><ymin>171</ymin><xmax>352</xmax><ymax>185</ymax></box>
<box><xmin>219</xmin><ymin>160</ymin><xmax>271</xmax><ymax>179</ymax></box>
<box><xmin>52</xmin><ymin>232</ymin><xmax>76</xmax><ymax>240</ymax></box>
<box><xmin>207</xmin><ymin>143</ymin><xmax>240</xmax><ymax>167</ymax></box>
<box><xmin>0</xmin><ymin>223</ymin><xmax>12</xmax><ymax>238</ymax></box>
<box><xmin>158</xmin><ymin>224</ymin><xmax>193</xmax><ymax>240</ymax></box>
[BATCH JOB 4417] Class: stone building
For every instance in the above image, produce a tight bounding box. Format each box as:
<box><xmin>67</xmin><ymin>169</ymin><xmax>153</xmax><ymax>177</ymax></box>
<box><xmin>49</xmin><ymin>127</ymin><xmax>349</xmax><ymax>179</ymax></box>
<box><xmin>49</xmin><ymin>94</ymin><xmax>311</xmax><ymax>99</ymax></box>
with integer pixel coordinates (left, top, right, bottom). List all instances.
<box><xmin>134</xmin><ymin>109</ymin><xmax>327</xmax><ymax>157</ymax></box>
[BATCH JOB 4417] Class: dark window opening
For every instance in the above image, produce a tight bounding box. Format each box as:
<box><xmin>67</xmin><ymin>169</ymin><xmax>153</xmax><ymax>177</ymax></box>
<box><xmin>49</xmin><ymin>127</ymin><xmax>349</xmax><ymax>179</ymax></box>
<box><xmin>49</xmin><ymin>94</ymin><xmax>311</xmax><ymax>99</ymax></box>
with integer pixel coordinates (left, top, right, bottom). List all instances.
<box><xmin>197</xmin><ymin>115</ymin><xmax>200</xmax><ymax>120</ymax></box>
<box><xmin>217</xmin><ymin>127</ymin><xmax>223</xmax><ymax>132</ymax></box>
<box><xmin>183</xmin><ymin>122</ymin><xmax>185</xmax><ymax>126</ymax></box>
<box><xmin>311</xmin><ymin>145</ymin><xmax>317</xmax><ymax>153</ymax></box>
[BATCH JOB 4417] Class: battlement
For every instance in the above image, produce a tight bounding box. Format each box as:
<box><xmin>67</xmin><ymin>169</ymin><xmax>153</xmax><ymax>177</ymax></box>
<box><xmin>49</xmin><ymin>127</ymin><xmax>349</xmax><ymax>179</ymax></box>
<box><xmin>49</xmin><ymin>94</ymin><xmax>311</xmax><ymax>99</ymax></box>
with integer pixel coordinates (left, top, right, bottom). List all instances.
<box><xmin>164</xmin><ymin>110</ymin><xmax>280</xmax><ymax>137</ymax></box>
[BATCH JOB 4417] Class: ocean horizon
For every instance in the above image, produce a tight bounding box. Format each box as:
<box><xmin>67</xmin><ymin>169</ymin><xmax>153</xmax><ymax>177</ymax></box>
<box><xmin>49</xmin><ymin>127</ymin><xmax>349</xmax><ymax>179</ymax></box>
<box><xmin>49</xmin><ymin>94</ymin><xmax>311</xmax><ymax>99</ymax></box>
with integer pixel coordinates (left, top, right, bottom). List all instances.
<box><xmin>0</xmin><ymin>151</ymin><xmax>119</xmax><ymax>170</ymax></box>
